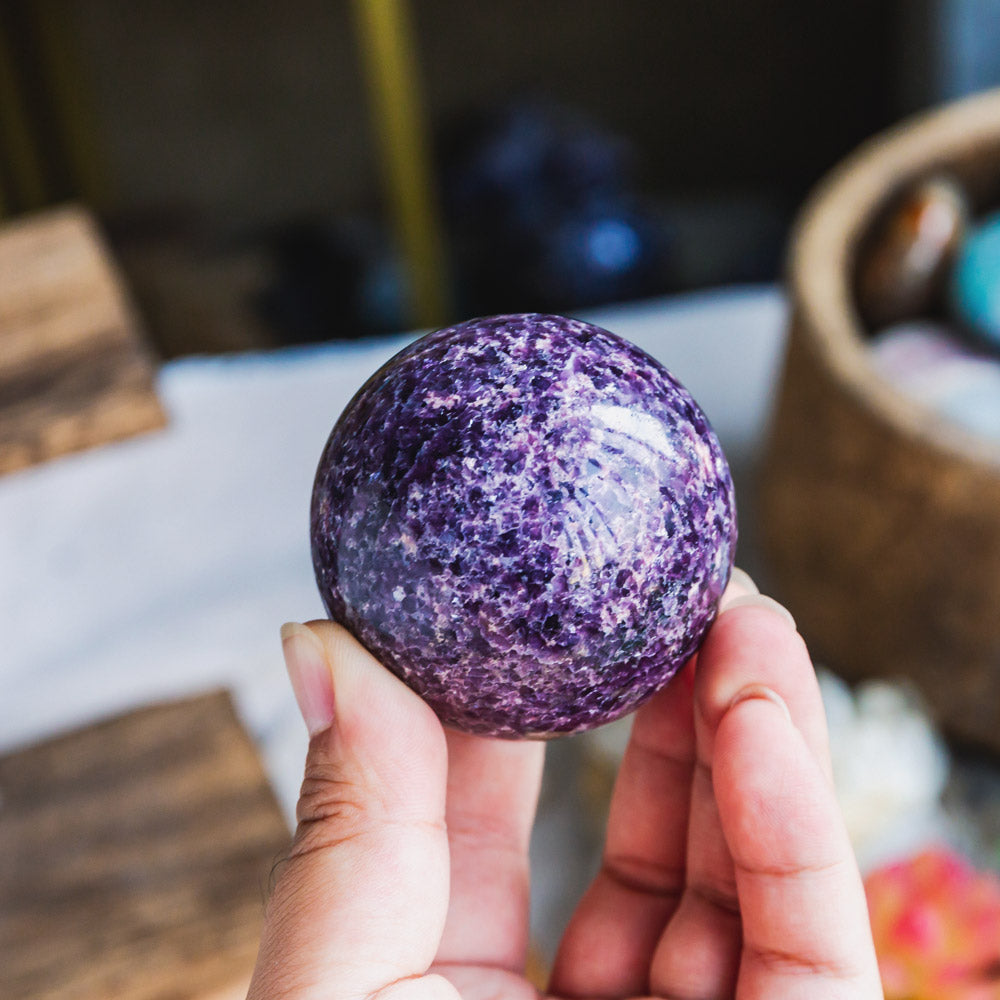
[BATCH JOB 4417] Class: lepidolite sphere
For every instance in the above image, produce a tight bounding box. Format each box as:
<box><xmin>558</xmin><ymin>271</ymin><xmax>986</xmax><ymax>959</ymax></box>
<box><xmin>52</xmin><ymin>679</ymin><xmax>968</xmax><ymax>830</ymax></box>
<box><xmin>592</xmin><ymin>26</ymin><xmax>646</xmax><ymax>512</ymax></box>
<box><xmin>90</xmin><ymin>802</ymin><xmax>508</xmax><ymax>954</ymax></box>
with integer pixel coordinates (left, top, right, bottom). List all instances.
<box><xmin>310</xmin><ymin>313</ymin><xmax>736</xmax><ymax>737</ymax></box>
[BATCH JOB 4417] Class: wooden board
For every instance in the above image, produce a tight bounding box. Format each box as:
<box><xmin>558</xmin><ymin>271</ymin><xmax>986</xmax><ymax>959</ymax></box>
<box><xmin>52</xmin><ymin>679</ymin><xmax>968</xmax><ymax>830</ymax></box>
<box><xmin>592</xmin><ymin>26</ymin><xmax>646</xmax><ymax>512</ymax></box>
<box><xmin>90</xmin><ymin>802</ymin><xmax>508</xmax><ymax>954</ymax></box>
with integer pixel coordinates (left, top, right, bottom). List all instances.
<box><xmin>0</xmin><ymin>205</ymin><xmax>166</xmax><ymax>475</ymax></box>
<box><xmin>0</xmin><ymin>690</ymin><xmax>291</xmax><ymax>1000</ymax></box>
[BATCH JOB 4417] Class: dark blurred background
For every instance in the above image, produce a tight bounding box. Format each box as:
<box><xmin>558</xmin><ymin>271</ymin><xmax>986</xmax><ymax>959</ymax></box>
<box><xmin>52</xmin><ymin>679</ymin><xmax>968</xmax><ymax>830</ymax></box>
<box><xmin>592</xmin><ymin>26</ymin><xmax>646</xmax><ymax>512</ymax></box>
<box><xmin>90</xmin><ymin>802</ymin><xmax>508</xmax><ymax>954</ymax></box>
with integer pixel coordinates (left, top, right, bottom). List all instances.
<box><xmin>2</xmin><ymin>0</ymin><xmax>999</xmax><ymax>354</ymax></box>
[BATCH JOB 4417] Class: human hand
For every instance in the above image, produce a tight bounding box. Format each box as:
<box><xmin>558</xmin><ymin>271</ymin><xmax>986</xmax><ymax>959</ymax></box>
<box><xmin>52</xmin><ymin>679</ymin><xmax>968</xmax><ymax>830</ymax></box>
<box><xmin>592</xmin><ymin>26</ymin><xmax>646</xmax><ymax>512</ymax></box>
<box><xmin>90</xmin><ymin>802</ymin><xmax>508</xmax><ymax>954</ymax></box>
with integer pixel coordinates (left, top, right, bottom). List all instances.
<box><xmin>247</xmin><ymin>573</ymin><xmax>883</xmax><ymax>1000</ymax></box>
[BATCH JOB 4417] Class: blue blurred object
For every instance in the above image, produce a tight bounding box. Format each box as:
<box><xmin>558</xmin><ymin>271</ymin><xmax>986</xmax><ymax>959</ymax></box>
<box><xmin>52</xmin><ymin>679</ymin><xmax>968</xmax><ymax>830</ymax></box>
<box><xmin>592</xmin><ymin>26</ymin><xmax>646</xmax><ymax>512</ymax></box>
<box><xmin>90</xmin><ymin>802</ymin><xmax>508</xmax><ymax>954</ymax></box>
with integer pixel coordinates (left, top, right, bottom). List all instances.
<box><xmin>442</xmin><ymin>99</ymin><xmax>633</xmax><ymax>226</ymax></box>
<box><xmin>950</xmin><ymin>208</ymin><xmax>1000</xmax><ymax>350</ymax></box>
<box><xmin>529</xmin><ymin>197</ymin><xmax>672</xmax><ymax>309</ymax></box>
<box><xmin>256</xmin><ymin>219</ymin><xmax>408</xmax><ymax>342</ymax></box>
<box><xmin>439</xmin><ymin>99</ymin><xmax>673</xmax><ymax>314</ymax></box>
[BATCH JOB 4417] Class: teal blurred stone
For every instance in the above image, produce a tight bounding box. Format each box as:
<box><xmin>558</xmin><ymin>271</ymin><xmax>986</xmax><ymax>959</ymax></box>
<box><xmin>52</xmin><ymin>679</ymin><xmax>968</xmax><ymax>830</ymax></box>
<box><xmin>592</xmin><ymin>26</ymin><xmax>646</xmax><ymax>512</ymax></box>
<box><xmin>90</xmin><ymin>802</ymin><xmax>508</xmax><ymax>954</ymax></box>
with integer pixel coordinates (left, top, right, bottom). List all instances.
<box><xmin>951</xmin><ymin>209</ymin><xmax>1000</xmax><ymax>351</ymax></box>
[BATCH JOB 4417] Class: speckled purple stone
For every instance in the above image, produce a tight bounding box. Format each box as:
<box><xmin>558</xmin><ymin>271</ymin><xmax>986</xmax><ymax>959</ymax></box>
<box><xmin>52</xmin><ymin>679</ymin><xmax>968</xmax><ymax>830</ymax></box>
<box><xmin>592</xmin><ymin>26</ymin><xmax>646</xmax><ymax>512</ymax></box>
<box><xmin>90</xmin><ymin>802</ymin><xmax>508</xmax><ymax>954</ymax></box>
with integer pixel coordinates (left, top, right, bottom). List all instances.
<box><xmin>311</xmin><ymin>314</ymin><xmax>736</xmax><ymax>737</ymax></box>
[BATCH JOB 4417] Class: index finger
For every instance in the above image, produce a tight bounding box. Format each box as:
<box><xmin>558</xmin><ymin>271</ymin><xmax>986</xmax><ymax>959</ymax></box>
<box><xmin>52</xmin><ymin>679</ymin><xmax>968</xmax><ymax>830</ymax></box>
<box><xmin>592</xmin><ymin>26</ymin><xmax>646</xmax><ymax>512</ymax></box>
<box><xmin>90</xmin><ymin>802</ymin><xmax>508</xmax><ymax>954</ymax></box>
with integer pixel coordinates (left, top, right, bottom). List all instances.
<box><xmin>548</xmin><ymin>658</ymin><xmax>697</xmax><ymax>998</ymax></box>
<box><xmin>548</xmin><ymin>567</ymin><xmax>759</xmax><ymax>998</ymax></box>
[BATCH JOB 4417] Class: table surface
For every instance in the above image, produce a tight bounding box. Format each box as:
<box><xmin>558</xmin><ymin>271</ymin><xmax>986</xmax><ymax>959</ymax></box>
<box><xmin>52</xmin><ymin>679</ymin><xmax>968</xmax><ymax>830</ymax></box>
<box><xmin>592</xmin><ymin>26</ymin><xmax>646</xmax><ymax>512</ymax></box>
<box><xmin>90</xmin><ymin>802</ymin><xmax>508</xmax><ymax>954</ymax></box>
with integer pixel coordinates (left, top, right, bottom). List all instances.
<box><xmin>0</xmin><ymin>286</ymin><xmax>790</xmax><ymax>957</ymax></box>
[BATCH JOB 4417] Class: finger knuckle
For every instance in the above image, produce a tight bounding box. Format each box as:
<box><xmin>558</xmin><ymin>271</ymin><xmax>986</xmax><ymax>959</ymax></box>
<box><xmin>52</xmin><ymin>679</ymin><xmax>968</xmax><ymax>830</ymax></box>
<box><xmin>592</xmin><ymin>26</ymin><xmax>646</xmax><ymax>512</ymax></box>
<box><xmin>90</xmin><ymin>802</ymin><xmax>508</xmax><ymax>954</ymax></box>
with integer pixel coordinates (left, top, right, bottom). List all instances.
<box><xmin>293</xmin><ymin>749</ymin><xmax>369</xmax><ymax>850</ymax></box>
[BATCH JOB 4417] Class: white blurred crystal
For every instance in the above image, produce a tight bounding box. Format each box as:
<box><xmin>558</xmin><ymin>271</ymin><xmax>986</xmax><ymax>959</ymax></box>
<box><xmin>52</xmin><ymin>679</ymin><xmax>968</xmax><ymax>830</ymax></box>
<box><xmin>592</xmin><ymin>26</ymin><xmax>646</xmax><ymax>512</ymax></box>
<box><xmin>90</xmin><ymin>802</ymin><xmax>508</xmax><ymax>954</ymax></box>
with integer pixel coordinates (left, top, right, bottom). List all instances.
<box><xmin>819</xmin><ymin>669</ymin><xmax>950</xmax><ymax>871</ymax></box>
<box><xmin>580</xmin><ymin>669</ymin><xmax>951</xmax><ymax>876</ymax></box>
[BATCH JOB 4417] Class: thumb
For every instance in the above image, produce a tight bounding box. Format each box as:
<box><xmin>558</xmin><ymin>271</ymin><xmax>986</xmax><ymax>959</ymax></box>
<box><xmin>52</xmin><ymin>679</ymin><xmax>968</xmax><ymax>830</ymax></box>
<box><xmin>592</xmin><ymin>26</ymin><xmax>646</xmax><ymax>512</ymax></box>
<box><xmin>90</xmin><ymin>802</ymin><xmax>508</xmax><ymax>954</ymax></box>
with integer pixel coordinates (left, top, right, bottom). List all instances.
<box><xmin>248</xmin><ymin>621</ymin><xmax>458</xmax><ymax>1000</ymax></box>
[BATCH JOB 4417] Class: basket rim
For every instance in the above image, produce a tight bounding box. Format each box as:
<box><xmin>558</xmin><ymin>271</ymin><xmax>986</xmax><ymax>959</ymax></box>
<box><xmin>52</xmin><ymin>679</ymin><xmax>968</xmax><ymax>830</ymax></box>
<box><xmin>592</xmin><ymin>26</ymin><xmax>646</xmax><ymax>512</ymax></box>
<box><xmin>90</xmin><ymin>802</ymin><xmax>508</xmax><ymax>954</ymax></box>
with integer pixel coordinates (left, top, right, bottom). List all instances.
<box><xmin>788</xmin><ymin>86</ymin><xmax>1000</xmax><ymax>473</ymax></box>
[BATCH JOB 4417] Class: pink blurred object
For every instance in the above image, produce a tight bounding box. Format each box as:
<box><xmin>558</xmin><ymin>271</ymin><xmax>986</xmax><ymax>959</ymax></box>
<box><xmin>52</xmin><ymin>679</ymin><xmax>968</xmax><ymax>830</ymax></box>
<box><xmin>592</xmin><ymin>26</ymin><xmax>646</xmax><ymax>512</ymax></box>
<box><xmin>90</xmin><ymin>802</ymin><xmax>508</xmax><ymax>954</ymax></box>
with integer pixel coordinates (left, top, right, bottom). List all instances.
<box><xmin>869</xmin><ymin>321</ymin><xmax>971</xmax><ymax>380</ymax></box>
<box><xmin>865</xmin><ymin>848</ymin><xmax>1000</xmax><ymax>999</ymax></box>
<box><xmin>869</xmin><ymin>322</ymin><xmax>1000</xmax><ymax>441</ymax></box>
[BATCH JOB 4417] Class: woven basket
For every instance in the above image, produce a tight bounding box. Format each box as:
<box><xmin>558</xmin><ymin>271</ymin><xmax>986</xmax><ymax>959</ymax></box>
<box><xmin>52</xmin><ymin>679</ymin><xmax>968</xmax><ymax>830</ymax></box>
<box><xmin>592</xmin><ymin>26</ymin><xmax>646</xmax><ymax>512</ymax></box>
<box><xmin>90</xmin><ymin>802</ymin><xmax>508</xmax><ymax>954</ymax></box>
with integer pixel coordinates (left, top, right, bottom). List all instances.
<box><xmin>760</xmin><ymin>88</ymin><xmax>1000</xmax><ymax>750</ymax></box>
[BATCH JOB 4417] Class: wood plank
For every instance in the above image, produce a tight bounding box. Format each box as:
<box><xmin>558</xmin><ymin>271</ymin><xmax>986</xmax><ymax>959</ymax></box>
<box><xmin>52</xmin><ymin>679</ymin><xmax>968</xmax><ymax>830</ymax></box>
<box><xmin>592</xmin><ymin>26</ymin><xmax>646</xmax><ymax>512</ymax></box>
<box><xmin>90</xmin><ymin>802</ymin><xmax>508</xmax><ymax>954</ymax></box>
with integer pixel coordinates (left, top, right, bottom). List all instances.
<box><xmin>0</xmin><ymin>204</ymin><xmax>166</xmax><ymax>474</ymax></box>
<box><xmin>0</xmin><ymin>691</ymin><xmax>291</xmax><ymax>1000</ymax></box>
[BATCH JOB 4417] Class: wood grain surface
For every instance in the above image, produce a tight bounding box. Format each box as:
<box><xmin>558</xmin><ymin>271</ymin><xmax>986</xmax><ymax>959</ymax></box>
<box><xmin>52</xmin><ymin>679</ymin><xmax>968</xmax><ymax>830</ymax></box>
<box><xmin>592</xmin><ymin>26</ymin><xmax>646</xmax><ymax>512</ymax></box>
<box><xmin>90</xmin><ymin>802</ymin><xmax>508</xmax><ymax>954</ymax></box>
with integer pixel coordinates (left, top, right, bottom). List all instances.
<box><xmin>0</xmin><ymin>691</ymin><xmax>291</xmax><ymax>1000</ymax></box>
<box><xmin>0</xmin><ymin>205</ymin><xmax>166</xmax><ymax>475</ymax></box>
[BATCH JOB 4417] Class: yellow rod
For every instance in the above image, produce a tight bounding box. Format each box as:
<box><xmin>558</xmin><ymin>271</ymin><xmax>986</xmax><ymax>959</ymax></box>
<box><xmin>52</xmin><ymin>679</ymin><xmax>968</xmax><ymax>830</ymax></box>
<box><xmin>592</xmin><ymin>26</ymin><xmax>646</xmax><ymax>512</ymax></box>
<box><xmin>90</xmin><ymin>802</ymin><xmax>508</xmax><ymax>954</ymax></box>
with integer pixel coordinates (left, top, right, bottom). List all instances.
<box><xmin>32</xmin><ymin>0</ymin><xmax>109</xmax><ymax>208</ymax></box>
<box><xmin>351</xmin><ymin>0</ymin><xmax>450</xmax><ymax>328</ymax></box>
<box><xmin>0</xmin><ymin>13</ymin><xmax>48</xmax><ymax>210</ymax></box>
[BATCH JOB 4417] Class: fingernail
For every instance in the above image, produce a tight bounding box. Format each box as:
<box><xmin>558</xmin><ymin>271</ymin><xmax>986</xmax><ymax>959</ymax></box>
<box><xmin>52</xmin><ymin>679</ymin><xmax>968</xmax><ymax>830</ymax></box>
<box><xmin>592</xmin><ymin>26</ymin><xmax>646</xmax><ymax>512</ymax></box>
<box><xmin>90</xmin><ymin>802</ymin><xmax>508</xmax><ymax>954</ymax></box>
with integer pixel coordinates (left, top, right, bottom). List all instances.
<box><xmin>729</xmin><ymin>567</ymin><xmax>759</xmax><ymax>595</ymax></box>
<box><xmin>728</xmin><ymin>683</ymin><xmax>793</xmax><ymax>725</ymax></box>
<box><xmin>719</xmin><ymin>593</ymin><xmax>797</xmax><ymax>631</ymax></box>
<box><xmin>281</xmin><ymin>622</ymin><xmax>336</xmax><ymax>736</ymax></box>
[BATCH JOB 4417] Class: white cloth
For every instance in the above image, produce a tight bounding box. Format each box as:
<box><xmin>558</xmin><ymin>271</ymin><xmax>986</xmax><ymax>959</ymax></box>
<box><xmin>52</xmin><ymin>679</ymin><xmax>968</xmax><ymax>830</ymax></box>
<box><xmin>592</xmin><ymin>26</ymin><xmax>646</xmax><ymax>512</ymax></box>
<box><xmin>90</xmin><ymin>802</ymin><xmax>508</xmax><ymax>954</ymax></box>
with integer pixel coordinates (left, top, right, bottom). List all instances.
<box><xmin>0</xmin><ymin>287</ymin><xmax>787</xmax><ymax>827</ymax></box>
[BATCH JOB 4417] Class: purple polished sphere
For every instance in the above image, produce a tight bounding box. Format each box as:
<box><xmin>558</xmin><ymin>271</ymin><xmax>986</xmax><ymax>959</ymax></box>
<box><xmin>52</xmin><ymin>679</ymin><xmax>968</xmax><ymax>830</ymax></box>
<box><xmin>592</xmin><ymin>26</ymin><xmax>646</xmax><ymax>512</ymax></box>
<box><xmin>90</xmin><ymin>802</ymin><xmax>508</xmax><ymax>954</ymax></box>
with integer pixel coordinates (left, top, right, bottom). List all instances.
<box><xmin>311</xmin><ymin>313</ymin><xmax>736</xmax><ymax>737</ymax></box>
